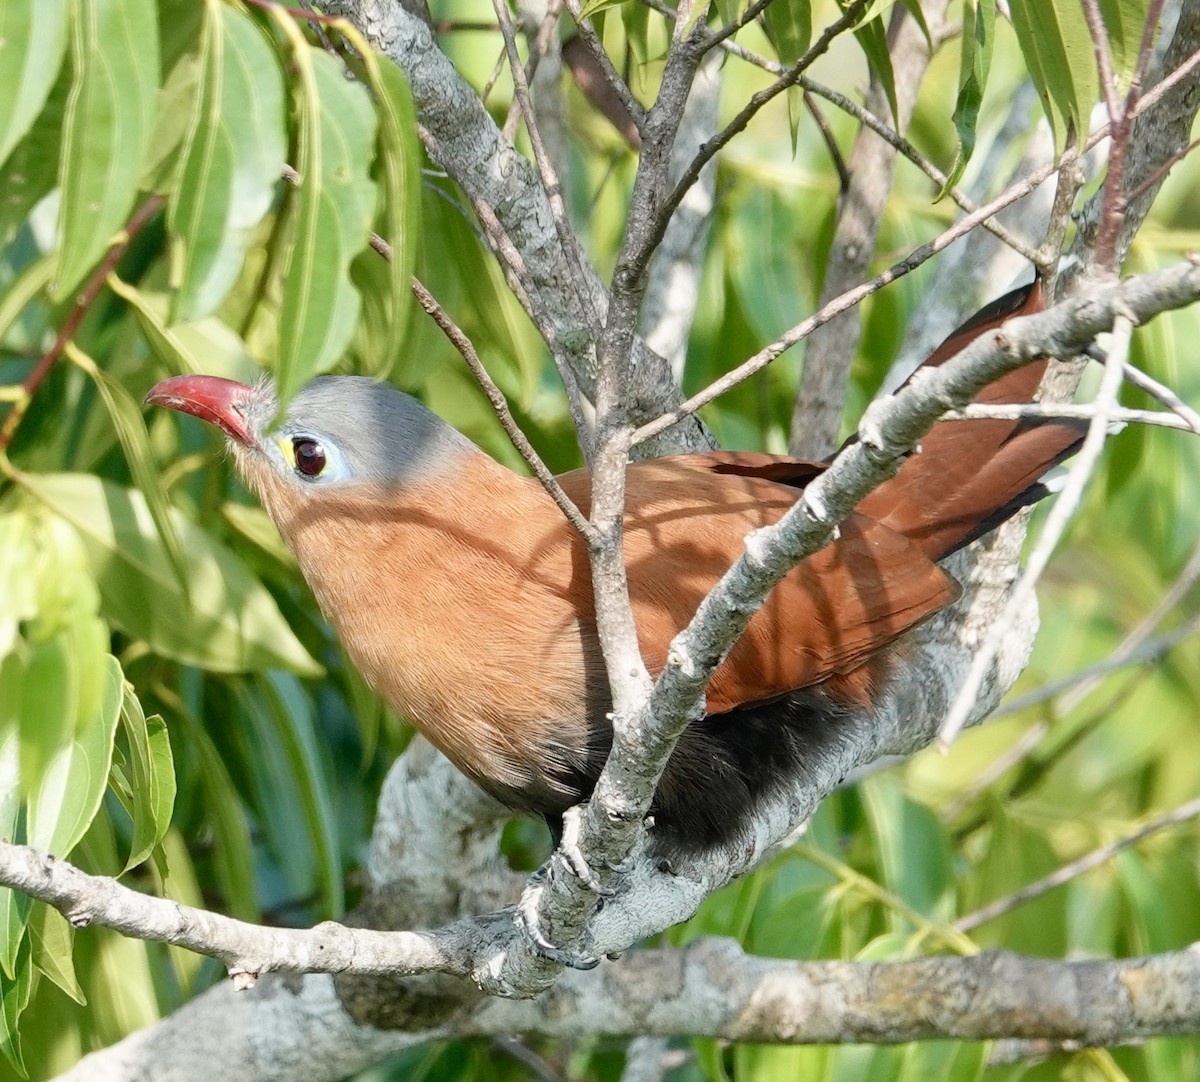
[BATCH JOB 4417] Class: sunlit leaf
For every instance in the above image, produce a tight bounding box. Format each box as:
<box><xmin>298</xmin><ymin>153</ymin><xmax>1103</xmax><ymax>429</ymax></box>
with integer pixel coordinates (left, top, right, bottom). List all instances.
<box><xmin>1008</xmin><ymin>0</ymin><xmax>1098</xmax><ymax>146</ymax></box>
<box><xmin>0</xmin><ymin>674</ymin><xmax>29</xmax><ymax>982</ymax></box>
<box><xmin>352</xmin><ymin>50</ymin><xmax>420</xmax><ymax>375</ymax></box>
<box><xmin>117</xmin><ymin>683</ymin><xmax>176</xmax><ymax>873</ymax></box>
<box><xmin>0</xmin><ymin>933</ymin><xmax>31</xmax><ymax>1077</ymax></box>
<box><xmin>275</xmin><ymin>43</ymin><xmax>376</xmax><ymax>406</ymax></box>
<box><xmin>77</xmin><ymin>351</ymin><xmax>191</xmax><ymax>596</ymax></box>
<box><xmin>26</xmin><ymin>653</ymin><xmax>122</xmax><ymax>856</ymax></box>
<box><xmin>20</xmin><ymin>473</ymin><xmax>321</xmax><ymax>676</ymax></box>
<box><xmin>939</xmin><ymin>0</ymin><xmax>995</xmax><ymax>198</ymax></box>
<box><xmin>169</xmin><ymin>0</ymin><xmax>286</xmax><ymax>320</ymax></box>
<box><xmin>18</xmin><ymin>631</ymin><xmax>77</xmax><ymax>801</ymax></box>
<box><xmin>0</xmin><ymin>0</ymin><xmax>70</xmax><ymax>170</ymax></box>
<box><xmin>140</xmin><ymin>52</ymin><xmax>201</xmax><ymax>196</ymax></box>
<box><xmin>107</xmin><ymin>277</ymin><xmax>256</xmax><ymax>379</ymax></box>
<box><xmin>29</xmin><ymin>902</ymin><xmax>85</xmax><ymax>1006</ymax></box>
<box><xmin>53</xmin><ymin>0</ymin><xmax>160</xmax><ymax>298</ymax></box>
<box><xmin>1098</xmin><ymin>0</ymin><xmax>1150</xmax><ymax>79</ymax></box>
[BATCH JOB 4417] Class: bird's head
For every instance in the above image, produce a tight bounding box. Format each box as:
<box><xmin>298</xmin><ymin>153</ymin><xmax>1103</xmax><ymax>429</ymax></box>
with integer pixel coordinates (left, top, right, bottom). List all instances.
<box><xmin>145</xmin><ymin>374</ymin><xmax>480</xmax><ymax>507</ymax></box>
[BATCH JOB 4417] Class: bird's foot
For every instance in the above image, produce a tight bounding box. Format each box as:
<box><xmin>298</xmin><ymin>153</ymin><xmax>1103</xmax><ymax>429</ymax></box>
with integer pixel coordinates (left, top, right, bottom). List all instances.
<box><xmin>514</xmin><ymin>882</ymin><xmax>601</xmax><ymax>970</ymax></box>
<box><xmin>556</xmin><ymin>805</ymin><xmax>616</xmax><ymax>896</ymax></box>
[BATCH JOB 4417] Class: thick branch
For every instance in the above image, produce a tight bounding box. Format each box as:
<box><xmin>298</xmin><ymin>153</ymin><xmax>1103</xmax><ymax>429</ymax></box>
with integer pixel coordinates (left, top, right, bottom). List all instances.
<box><xmin>52</xmin><ymin>937</ymin><xmax>1200</xmax><ymax>1081</ymax></box>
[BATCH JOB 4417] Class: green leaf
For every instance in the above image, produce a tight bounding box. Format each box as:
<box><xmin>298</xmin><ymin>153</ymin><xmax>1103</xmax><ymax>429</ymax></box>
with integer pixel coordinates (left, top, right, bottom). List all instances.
<box><xmin>77</xmin><ymin>355</ymin><xmax>191</xmax><ymax>597</ymax></box>
<box><xmin>0</xmin><ymin>670</ymin><xmax>30</xmax><ymax>982</ymax></box>
<box><xmin>861</xmin><ymin>775</ymin><xmax>954</xmax><ymax>925</ymax></box>
<box><xmin>0</xmin><ymin>254</ymin><xmax>55</xmax><ymax>349</ymax></box>
<box><xmin>117</xmin><ymin>683</ymin><xmax>176</xmax><ymax>873</ymax></box>
<box><xmin>577</xmin><ymin>0</ymin><xmax>632</xmax><ymax>19</ymax></box>
<box><xmin>275</xmin><ymin>45</ymin><xmax>377</xmax><ymax>406</ymax></box>
<box><xmin>107</xmin><ymin>277</ymin><xmax>255</xmax><ymax>379</ymax></box>
<box><xmin>0</xmin><ymin>0</ymin><xmax>70</xmax><ymax>170</ymax></box>
<box><xmin>1097</xmin><ymin>0</ymin><xmax>1149</xmax><ymax>79</ymax></box>
<box><xmin>0</xmin><ymin>63</ymin><xmax>69</xmax><ymax>250</ymax></box>
<box><xmin>939</xmin><ymin>0</ymin><xmax>994</xmax><ymax>198</ymax></box>
<box><xmin>854</xmin><ymin>16</ymin><xmax>898</xmax><ymax>124</ymax></box>
<box><xmin>21</xmin><ymin>473</ymin><xmax>321</xmax><ymax>676</ymax></box>
<box><xmin>18</xmin><ymin>631</ymin><xmax>77</xmax><ymax>800</ymax></box>
<box><xmin>762</xmin><ymin>0</ymin><xmax>812</xmax><ymax>65</ymax></box>
<box><xmin>0</xmin><ymin>933</ymin><xmax>31</xmax><ymax>1077</ymax></box>
<box><xmin>1008</xmin><ymin>0</ymin><xmax>1098</xmax><ymax>147</ymax></box>
<box><xmin>29</xmin><ymin>902</ymin><xmax>85</xmax><ymax>1005</ymax></box>
<box><xmin>0</xmin><ymin>513</ymin><xmax>39</xmax><ymax>656</ymax></box>
<box><xmin>53</xmin><ymin>0</ymin><xmax>160</xmax><ymax>298</ymax></box>
<box><xmin>237</xmin><ymin>673</ymin><xmax>343</xmax><ymax>917</ymax></box>
<box><xmin>169</xmin><ymin>0</ymin><xmax>286</xmax><ymax>321</ymax></box>
<box><xmin>176</xmin><ymin>710</ymin><xmax>258</xmax><ymax>921</ymax></box>
<box><xmin>140</xmin><ymin>51</ymin><xmax>200</xmax><ymax>196</ymax></box>
<box><xmin>27</xmin><ymin>653</ymin><xmax>122</xmax><ymax>856</ymax></box>
<box><xmin>354</xmin><ymin>51</ymin><xmax>420</xmax><ymax>376</ymax></box>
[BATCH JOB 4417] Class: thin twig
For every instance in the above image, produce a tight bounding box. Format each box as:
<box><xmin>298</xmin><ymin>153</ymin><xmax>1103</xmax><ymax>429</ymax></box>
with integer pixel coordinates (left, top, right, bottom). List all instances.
<box><xmin>1120</xmin><ymin>355</ymin><xmax>1200</xmax><ymax>433</ymax></box>
<box><xmin>954</xmin><ymin>795</ymin><xmax>1200</xmax><ymax>933</ymax></box>
<box><xmin>560</xmin><ymin>0</ymin><xmax>647</xmax><ymax>137</ymax></box>
<box><xmin>640</xmin><ymin>0</ymin><xmax>873</xmax><ymax>281</ymax></box>
<box><xmin>491</xmin><ymin>0</ymin><xmax>600</xmax><ymax>334</ymax></box>
<box><xmin>947</xmin><ymin>401</ymin><xmax>1199</xmax><ymax>433</ymax></box>
<box><xmin>410</xmin><ymin>276</ymin><xmax>596</xmax><ymax>539</ymax></box>
<box><xmin>944</xmin><ymin>555</ymin><xmax>1200</xmax><ymax>822</ymax></box>
<box><xmin>938</xmin><ymin>312</ymin><xmax>1134</xmax><ymax>746</ymax></box>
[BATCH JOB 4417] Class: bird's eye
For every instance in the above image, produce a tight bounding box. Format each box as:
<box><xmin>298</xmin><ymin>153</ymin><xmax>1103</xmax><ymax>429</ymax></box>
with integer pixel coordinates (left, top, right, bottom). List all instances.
<box><xmin>292</xmin><ymin>437</ymin><xmax>327</xmax><ymax>478</ymax></box>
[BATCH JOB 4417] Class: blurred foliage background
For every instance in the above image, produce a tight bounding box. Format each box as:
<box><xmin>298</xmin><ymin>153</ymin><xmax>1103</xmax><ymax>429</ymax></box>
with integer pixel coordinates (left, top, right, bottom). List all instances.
<box><xmin>1</xmin><ymin>0</ymin><xmax>1199</xmax><ymax>1079</ymax></box>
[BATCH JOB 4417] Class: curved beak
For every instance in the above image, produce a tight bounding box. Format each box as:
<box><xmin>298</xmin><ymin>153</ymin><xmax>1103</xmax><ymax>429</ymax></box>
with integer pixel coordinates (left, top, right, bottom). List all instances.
<box><xmin>146</xmin><ymin>375</ymin><xmax>259</xmax><ymax>448</ymax></box>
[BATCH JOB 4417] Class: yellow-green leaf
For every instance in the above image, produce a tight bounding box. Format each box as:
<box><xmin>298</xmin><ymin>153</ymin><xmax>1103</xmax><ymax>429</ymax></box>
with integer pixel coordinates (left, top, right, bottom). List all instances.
<box><xmin>108</xmin><ymin>277</ymin><xmax>256</xmax><ymax>379</ymax></box>
<box><xmin>0</xmin><ymin>0</ymin><xmax>70</xmax><ymax>170</ymax></box>
<box><xmin>169</xmin><ymin>0</ymin><xmax>286</xmax><ymax>320</ymax></box>
<box><xmin>1009</xmin><ymin>0</ymin><xmax>1099</xmax><ymax>147</ymax></box>
<box><xmin>22</xmin><ymin>473</ymin><xmax>321</xmax><ymax>676</ymax></box>
<box><xmin>275</xmin><ymin>43</ymin><xmax>377</xmax><ymax>406</ymax></box>
<box><xmin>29</xmin><ymin>902</ymin><xmax>85</xmax><ymax>1006</ymax></box>
<box><xmin>53</xmin><ymin>0</ymin><xmax>159</xmax><ymax>298</ymax></box>
<box><xmin>27</xmin><ymin>653</ymin><xmax>122</xmax><ymax>856</ymax></box>
<box><xmin>117</xmin><ymin>683</ymin><xmax>176</xmax><ymax>873</ymax></box>
<box><xmin>355</xmin><ymin>51</ymin><xmax>420</xmax><ymax>376</ymax></box>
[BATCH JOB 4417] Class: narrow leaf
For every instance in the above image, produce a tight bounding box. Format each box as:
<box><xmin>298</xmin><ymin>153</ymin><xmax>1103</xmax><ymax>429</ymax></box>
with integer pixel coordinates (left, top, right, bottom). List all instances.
<box><xmin>18</xmin><ymin>631</ymin><xmax>77</xmax><ymax>800</ymax></box>
<box><xmin>22</xmin><ymin>473</ymin><xmax>321</xmax><ymax>676</ymax></box>
<box><xmin>354</xmin><ymin>50</ymin><xmax>420</xmax><ymax>375</ymax></box>
<box><xmin>762</xmin><ymin>0</ymin><xmax>812</xmax><ymax>65</ymax></box>
<box><xmin>0</xmin><ymin>934</ymin><xmax>31</xmax><ymax>1077</ymax></box>
<box><xmin>0</xmin><ymin>669</ymin><xmax>30</xmax><ymax>982</ymax></box>
<box><xmin>29</xmin><ymin>902</ymin><xmax>85</xmax><ymax>1005</ymax></box>
<box><xmin>54</xmin><ymin>0</ymin><xmax>160</xmax><ymax>298</ymax></box>
<box><xmin>1009</xmin><ymin>0</ymin><xmax>1098</xmax><ymax>146</ymax></box>
<box><xmin>169</xmin><ymin>0</ymin><xmax>286</xmax><ymax>320</ymax></box>
<box><xmin>118</xmin><ymin>683</ymin><xmax>176</xmax><ymax>872</ymax></box>
<box><xmin>27</xmin><ymin>653</ymin><xmax>122</xmax><ymax>856</ymax></box>
<box><xmin>0</xmin><ymin>65</ymin><xmax>69</xmax><ymax>250</ymax></box>
<box><xmin>108</xmin><ymin>277</ymin><xmax>255</xmax><ymax>378</ymax></box>
<box><xmin>78</xmin><ymin>351</ymin><xmax>192</xmax><ymax>595</ymax></box>
<box><xmin>939</xmin><ymin>0</ymin><xmax>994</xmax><ymax>198</ymax></box>
<box><xmin>275</xmin><ymin>44</ymin><xmax>377</xmax><ymax>406</ymax></box>
<box><xmin>854</xmin><ymin>16</ymin><xmax>899</xmax><ymax>125</ymax></box>
<box><xmin>0</xmin><ymin>0</ymin><xmax>70</xmax><ymax>169</ymax></box>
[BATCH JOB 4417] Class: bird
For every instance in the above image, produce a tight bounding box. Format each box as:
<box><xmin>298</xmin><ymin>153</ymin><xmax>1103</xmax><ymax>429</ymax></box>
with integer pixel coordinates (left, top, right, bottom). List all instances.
<box><xmin>146</xmin><ymin>281</ymin><xmax>1086</xmax><ymax>866</ymax></box>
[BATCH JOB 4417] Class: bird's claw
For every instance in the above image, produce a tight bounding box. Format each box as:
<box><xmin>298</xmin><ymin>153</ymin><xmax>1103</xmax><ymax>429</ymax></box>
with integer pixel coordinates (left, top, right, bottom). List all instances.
<box><xmin>515</xmin><ymin>888</ymin><xmax>601</xmax><ymax>970</ymax></box>
<box><xmin>557</xmin><ymin>805</ymin><xmax>616</xmax><ymax>896</ymax></box>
